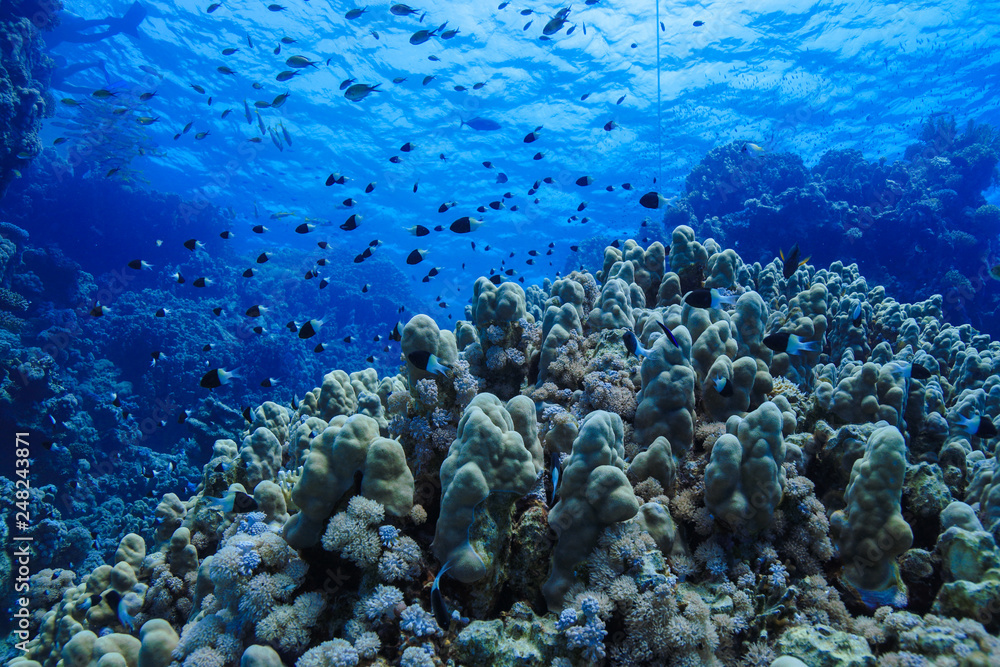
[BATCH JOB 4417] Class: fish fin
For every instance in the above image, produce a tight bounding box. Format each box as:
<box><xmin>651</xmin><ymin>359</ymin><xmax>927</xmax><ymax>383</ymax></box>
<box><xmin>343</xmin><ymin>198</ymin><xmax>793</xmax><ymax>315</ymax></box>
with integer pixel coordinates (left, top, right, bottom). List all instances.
<box><xmin>798</xmin><ymin>255</ymin><xmax>811</xmax><ymax>267</ymax></box>
<box><xmin>779</xmin><ymin>248</ymin><xmax>785</xmax><ymax>261</ymax></box>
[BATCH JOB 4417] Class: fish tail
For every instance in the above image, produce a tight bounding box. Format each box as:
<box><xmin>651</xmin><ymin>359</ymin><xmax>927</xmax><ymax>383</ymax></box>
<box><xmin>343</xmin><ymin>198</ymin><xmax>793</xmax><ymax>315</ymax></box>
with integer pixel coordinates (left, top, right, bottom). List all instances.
<box><xmin>799</xmin><ymin>341</ymin><xmax>819</xmax><ymax>353</ymax></box>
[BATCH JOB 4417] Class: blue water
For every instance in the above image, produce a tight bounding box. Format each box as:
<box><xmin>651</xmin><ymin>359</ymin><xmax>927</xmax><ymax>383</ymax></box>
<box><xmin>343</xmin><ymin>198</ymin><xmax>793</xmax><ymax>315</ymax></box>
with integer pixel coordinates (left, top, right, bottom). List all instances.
<box><xmin>37</xmin><ymin>0</ymin><xmax>1000</xmax><ymax>301</ymax></box>
<box><xmin>3</xmin><ymin>0</ymin><xmax>1000</xmax><ymax>663</ymax></box>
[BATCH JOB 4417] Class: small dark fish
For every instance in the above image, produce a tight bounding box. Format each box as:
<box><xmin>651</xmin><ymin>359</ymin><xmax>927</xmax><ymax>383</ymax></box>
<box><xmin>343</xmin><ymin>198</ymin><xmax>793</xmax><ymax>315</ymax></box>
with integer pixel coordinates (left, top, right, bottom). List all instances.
<box><xmin>345</xmin><ymin>83</ymin><xmax>381</xmax><ymax>101</ymax></box>
<box><xmin>366</xmin><ymin>182</ymin><xmax>376</xmax><ymax>193</ymax></box>
<box><xmin>780</xmin><ymin>243</ymin><xmax>810</xmax><ymax>279</ymax></box>
<box><xmin>460</xmin><ymin>117</ymin><xmax>502</xmax><ymax>131</ymax></box>
<box><xmin>684</xmin><ymin>288</ymin><xmax>737</xmax><ymax>310</ymax></box>
<box><xmin>390</xmin><ymin>3</ymin><xmax>420</xmax><ymax>16</ymax></box>
<box><xmin>409</xmin><ymin>224</ymin><xmax>431</xmax><ymax>236</ymax></box>
<box><xmin>340</xmin><ymin>78</ymin><xmax>357</xmax><ymax>90</ymax></box>
<box><xmin>200</xmin><ymin>367</ymin><xmax>240</xmax><ymax>389</ymax></box>
<box><xmin>639</xmin><ymin>191</ymin><xmax>671</xmax><ymax>209</ymax></box>
<box><xmin>852</xmin><ymin>302</ymin><xmax>863</xmax><ymax>328</ymax></box>
<box><xmin>410</xmin><ymin>22</ymin><xmax>446</xmax><ymax>45</ymax></box>
<box><xmin>183</xmin><ymin>238</ymin><xmax>203</xmax><ymax>251</ymax></box>
<box><xmin>762</xmin><ymin>332</ymin><xmax>819</xmax><ymax>355</ymax></box>
<box><xmin>657</xmin><ymin>321</ymin><xmax>679</xmax><ymax>348</ymax></box>
<box><xmin>623</xmin><ymin>330</ymin><xmax>650</xmax><ymax>358</ymax></box>
<box><xmin>955</xmin><ymin>414</ymin><xmax>998</xmax><ymax>438</ymax></box>
<box><xmin>450</xmin><ymin>217</ymin><xmax>483</xmax><ymax>234</ymax></box>
<box><xmin>345</xmin><ymin>6</ymin><xmax>367</xmax><ymax>20</ymax></box>
<box><xmin>576</xmin><ymin>176</ymin><xmax>593</xmax><ymax>186</ymax></box>
<box><xmin>298</xmin><ymin>318</ymin><xmax>324</xmax><ymax>339</ymax></box>
<box><xmin>431</xmin><ymin>565</ymin><xmax>451</xmax><ymax>629</ymax></box>
<box><xmin>408</xmin><ymin>350</ymin><xmax>449</xmax><ymax>375</ymax></box>
<box><xmin>286</xmin><ymin>55</ymin><xmax>319</xmax><ymax>69</ymax></box>
<box><xmin>340</xmin><ymin>214</ymin><xmax>362</xmax><ymax>230</ymax></box>
<box><xmin>616</xmin><ymin>94</ymin><xmax>625</xmax><ymax>104</ymax></box>
<box><xmin>204</xmin><ymin>490</ymin><xmax>258</xmax><ymax>513</ymax></box>
<box><xmin>713</xmin><ymin>376</ymin><xmax>734</xmax><ymax>397</ymax></box>
<box><xmin>257</xmin><ymin>253</ymin><xmax>269</xmax><ymax>263</ymax></box>
<box><xmin>407</xmin><ymin>249</ymin><xmax>427</xmax><ymax>264</ymax></box>
<box><xmin>693</xmin><ymin>20</ymin><xmax>704</xmax><ymax>26</ymax></box>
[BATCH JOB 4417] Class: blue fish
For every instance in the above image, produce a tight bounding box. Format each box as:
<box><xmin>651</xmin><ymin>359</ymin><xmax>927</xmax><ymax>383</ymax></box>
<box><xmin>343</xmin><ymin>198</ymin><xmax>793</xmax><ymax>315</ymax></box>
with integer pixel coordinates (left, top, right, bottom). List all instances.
<box><xmin>713</xmin><ymin>376</ymin><xmax>733</xmax><ymax>397</ymax></box>
<box><xmin>762</xmin><ymin>332</ymin><xmax>818</xmax><ymax>355</ymax></box>
<box><xmin>657</xmin><ymin>321</ymin><xmax>679</xmax><ymax>347</ymax></box>
<box><xmin>408</xmin><ymin>350</ymin><xmax>450</xmax><ymax>376</ymax></box>
<box><xmin>623</xmin><ymin>329</ymin><xmax>651</xmax><ymax>358</ymax></box>
<box><xmin>684</xmin><ymin>288</ymin><xmax>737</xmax><ymax>310</ymax></box>
<box><xmin>955</xmin><ymin>413</ymin><xmax>998</xmax><ymax>439</ymax></box>
<box><xmin>549</xmin><ymin>451</ymin><xmax>562</xmax><ymax>506</ymax></box>
<box><xmin>431</xmin><ymin>562</ymin><xmax>452</xmax><ymax>629</ymax></box>
<box><xmin>460</xmin><ymin>117</ymin><xmax>502</xmax><ymax>131</ymax></box>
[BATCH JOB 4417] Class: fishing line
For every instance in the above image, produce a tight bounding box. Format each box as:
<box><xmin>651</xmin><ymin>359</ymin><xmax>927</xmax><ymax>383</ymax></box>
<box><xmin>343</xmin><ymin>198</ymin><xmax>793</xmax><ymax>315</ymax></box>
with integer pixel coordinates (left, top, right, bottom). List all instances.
<box><xmin>655</xmin><ymin>0</ymin><xmax>662</xmax><ymax>185</ymax></box>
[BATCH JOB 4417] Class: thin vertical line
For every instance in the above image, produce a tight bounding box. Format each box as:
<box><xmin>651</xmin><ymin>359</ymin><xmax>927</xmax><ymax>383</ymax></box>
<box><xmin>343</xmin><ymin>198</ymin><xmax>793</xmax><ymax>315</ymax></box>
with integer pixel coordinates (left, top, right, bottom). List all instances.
<box><xmin>655</xmin><ymin>0</ymin><xmax>662</xmax><ymax>185</ymax></box>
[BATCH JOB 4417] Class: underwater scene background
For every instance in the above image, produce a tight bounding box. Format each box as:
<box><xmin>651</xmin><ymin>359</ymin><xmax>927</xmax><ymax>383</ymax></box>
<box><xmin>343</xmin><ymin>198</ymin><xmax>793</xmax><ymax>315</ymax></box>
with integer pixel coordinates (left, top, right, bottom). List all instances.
<box><xmin>2</xmin><ymin>0</ymin><xmax>1000</xmax><ymax>665</ymax></box>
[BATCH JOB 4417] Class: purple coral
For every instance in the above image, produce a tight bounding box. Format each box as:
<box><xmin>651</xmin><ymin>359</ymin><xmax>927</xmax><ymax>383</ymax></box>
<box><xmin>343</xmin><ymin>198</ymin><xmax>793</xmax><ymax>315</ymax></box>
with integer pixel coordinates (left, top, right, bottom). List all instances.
<box><xmin>557</xmin><ymin>601</ymin><xmax>608</xmax><ymax>662</ymax></box>
<box><xmin>361</xmin><ymin>584</ymin><xmax>403</xmax><ymax>622</ymax></box>
<box><xmin>238</xmin><ymin>550</ymin><xmax>261</xmax><ymax>577</ymax></box>
<box><xmin>400</xmin><ymin>603</ymin><xmax>441</xmax><ymax>637</ymax></box>
<box><xmin>237</xmin><ymin>512</ymin><xmax>269</xmax><ymax>536</ymax></box>
<box><xmin>378</xmin><ymin>525</ymin><xmax>400</xmax><ymax>548</ymax></box>
<box><xmin>416</xmin><ymin>378</ymin><xmax>439</xmax><ymax>408</ymax></box>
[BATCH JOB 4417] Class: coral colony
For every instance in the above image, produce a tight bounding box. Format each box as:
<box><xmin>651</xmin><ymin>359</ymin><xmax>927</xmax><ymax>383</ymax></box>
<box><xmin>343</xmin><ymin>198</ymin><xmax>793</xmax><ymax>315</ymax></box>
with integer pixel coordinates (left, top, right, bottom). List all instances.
<box><xmin>7</xmin><ymin>223</ymin><xmax>1000</xmax><ymax>666</ymax></box>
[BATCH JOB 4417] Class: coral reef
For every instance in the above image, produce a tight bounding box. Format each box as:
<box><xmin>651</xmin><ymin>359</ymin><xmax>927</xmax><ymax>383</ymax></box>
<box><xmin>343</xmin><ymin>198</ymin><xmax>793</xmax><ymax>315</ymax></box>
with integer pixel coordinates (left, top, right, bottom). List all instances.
<box><xmin>9</xmin><ymin>224</ymin><xmax>1000</xmax><ymax>667</ymax></box>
